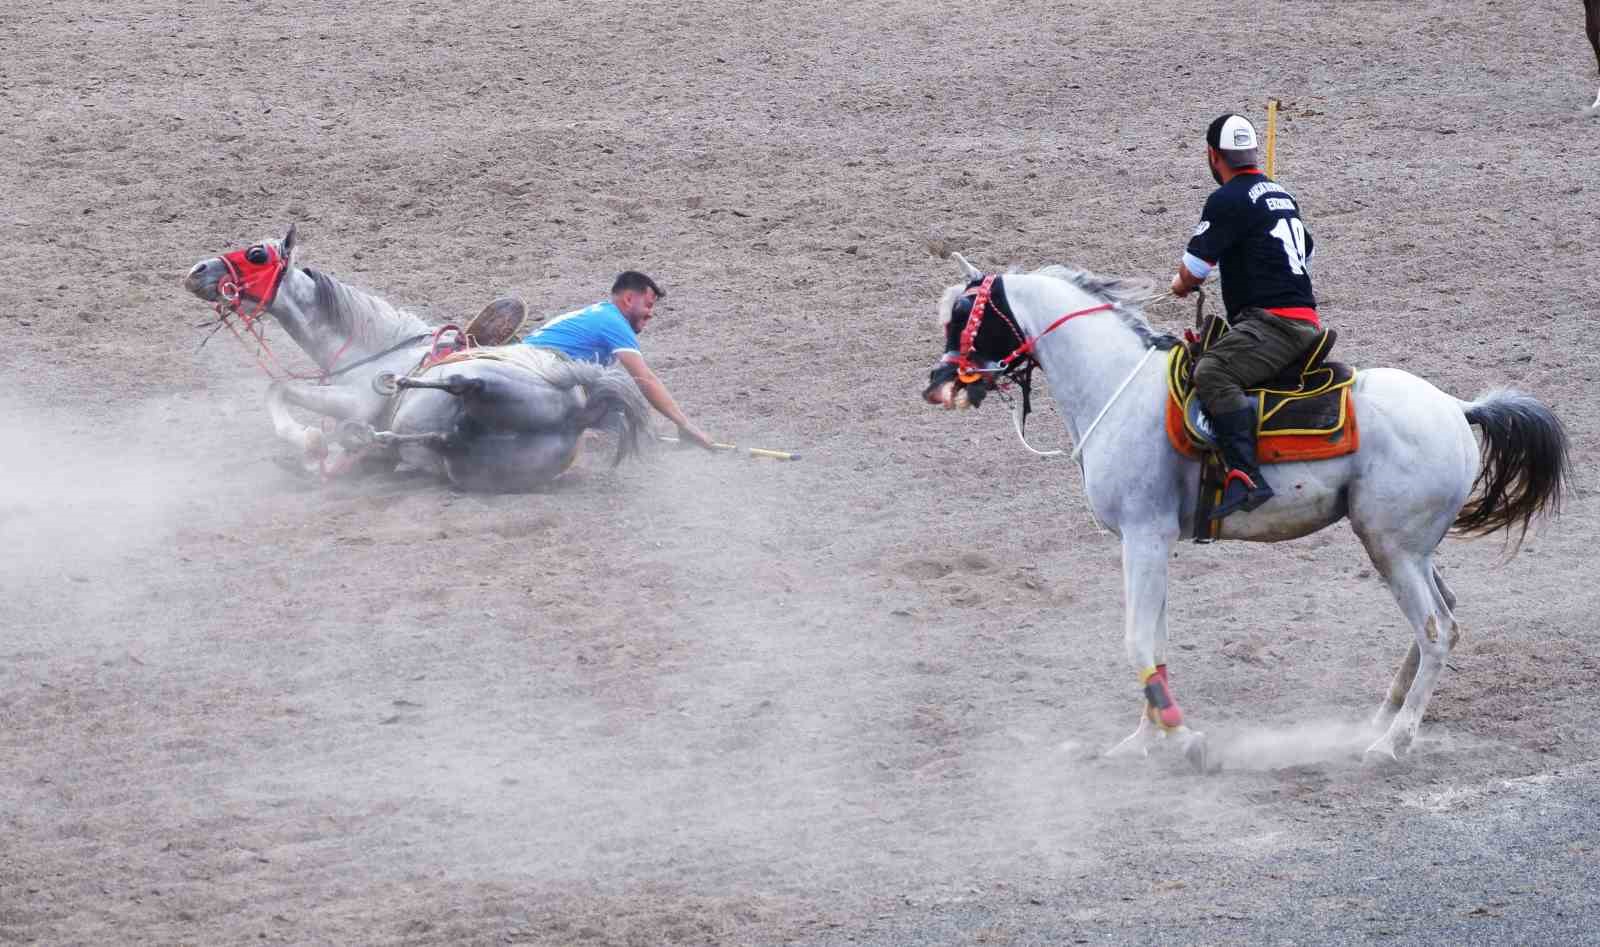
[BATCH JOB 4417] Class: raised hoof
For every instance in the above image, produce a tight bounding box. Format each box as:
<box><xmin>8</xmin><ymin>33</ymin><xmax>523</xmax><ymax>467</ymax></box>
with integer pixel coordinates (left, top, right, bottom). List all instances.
<box><xmin>464</xmin><ymin>296</ymin><xmax>528</xmax><ymax>346</ymax></box>
<box><xmin>336</xmin><ymin>420</ymin><xmax>377</xmax><ymax>450</ymax></box>
<box><xmin>372</xmin><ymin>371</ymin><xmax>400</xmax><ymax>396</ymax></box>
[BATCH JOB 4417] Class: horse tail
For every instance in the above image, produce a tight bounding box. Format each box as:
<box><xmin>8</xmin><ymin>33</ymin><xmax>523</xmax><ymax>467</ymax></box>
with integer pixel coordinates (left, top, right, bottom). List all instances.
<box><xmin>1452</xmin><ymin>389</ymin><xmax>1570</xmax><ymax>546</ymax></box>
<box><xmin>570</xmin><ymin>362</ymin><xmax>651</xmax><ymax>467</ymax></box>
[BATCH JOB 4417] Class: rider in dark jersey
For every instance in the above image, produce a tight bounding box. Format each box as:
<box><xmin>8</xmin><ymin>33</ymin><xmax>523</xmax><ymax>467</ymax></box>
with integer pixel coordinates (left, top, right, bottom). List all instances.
<box><xmin>1170</xmin><ymin>113</ymin><xmax>1324</xmax><ymax>520</ymax></box>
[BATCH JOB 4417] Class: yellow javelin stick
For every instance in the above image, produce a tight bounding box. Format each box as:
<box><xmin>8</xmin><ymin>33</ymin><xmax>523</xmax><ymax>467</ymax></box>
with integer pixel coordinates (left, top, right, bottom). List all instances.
<box><xmin>657</xmin><ymin>435</ymin><xmax>802</xmax><ymax>461</ymax></box>
<box><xmin>1265</xmin><ymin>98</ymin><xmax>1279</xmax><ymax>177</ymax></box>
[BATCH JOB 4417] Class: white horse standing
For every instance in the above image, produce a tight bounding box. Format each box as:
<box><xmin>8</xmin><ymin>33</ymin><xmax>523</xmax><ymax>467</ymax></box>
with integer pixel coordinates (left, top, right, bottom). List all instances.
<box><xmin>923</xmin><ymin>259</ymin><xmax>1569</xmax><ymax>764</ymax></box>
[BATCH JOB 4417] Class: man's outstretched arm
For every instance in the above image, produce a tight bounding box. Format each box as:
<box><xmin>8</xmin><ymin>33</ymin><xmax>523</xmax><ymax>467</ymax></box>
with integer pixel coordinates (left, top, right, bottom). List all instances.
<box><xmin>615</xmin><ymin>351</ymin><xmax>716</xmax><ymax>449</ymax></box>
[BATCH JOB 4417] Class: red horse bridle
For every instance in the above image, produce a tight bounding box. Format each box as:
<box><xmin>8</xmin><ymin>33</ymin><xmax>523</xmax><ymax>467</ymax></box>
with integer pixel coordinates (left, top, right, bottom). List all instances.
<box><xmin>217</xmin><ymin>243</ymin><xmax>288</xmax><ymax>321</ymax></box>
<box><xmin>951</xmin><ymin>274</ymin><xmax>1115</xmax><ymax>382</ymax></box>
<box><xmin>211</xmin><ymin>243</ymin><xmax>354</xmax><ymax>382</ymax></box>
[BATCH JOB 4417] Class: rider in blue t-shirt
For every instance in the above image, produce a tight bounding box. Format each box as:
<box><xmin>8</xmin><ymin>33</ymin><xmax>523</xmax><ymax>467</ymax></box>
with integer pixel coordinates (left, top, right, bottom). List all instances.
<box><xmin>523</xmin><ymin>271</ymin><xmax>715</xmax><ymax>449</ymax></box>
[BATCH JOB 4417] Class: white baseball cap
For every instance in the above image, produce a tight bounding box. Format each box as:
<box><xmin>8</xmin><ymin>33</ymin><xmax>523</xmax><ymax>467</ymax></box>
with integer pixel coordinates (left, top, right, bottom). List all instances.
<box><xmin>1206</xmin><ymin>113</ymin><xmax>1259</xmax><ymax>151</ymax></box>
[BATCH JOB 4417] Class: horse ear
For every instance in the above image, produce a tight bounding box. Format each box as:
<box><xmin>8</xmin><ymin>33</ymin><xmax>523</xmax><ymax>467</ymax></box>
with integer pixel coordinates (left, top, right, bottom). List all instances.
<box><xmin>282</xmin><ymin>223</ymin><xmax>298</xmax><ymax>262</ymax></box>
<box><xmin>952</xmin><ymin>252</ymin><xmax>982</xmax><ymax>280</ymax></box>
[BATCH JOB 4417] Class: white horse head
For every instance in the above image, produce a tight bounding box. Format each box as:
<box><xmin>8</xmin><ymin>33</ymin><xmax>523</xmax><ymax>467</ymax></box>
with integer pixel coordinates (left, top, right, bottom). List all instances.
<box><xmin>922</xmin><ymin>255</ymin><xmax>1165</xmax><ymax>410</ymax></box>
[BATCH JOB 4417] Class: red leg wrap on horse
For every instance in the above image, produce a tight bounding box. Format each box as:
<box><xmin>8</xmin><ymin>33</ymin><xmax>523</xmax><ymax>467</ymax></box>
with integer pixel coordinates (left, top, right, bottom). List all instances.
<box><xmin>1143</xmin><ymin>665</ymin><xmax>1185</xmax><ymax>729</ymax></box>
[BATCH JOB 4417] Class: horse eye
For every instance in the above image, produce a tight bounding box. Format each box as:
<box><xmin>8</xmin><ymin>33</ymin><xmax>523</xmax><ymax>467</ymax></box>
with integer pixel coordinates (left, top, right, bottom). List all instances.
<box><xmin>245</xmin><ymin>246</ymin><xmax>270</xmax><ymax>265</ymax></box>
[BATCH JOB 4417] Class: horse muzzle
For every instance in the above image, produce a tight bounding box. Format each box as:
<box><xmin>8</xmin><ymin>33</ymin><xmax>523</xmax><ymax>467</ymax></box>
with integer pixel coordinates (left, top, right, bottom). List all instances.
<box><xmin>922</xmin><ymin>363</ymin><xmax>989</xmax><ymax>410</ymax></box>
<box><xmin>183</xmin><ymin>262</ymin><xmax>220</xmax><ymax>300</ymax></box>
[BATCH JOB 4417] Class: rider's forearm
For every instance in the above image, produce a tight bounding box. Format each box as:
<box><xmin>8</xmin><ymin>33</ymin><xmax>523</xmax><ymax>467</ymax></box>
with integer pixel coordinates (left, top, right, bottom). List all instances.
<box><xmin>1175</xmin><ymin>260</ymin><xmax>1207</xmax><ymax>291</ymax></box>
<box><xmin>635</xmin><ymin>371</ymin><xmax>692</xmax><ymax>428</ymax></box>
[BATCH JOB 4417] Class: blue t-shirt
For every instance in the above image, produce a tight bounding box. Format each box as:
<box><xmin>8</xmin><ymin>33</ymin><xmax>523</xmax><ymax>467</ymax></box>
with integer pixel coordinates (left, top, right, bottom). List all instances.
<box><xmin>522</xmin><ymin>300</ymin><xmax>641</xmax><ymax>364</ymax></box>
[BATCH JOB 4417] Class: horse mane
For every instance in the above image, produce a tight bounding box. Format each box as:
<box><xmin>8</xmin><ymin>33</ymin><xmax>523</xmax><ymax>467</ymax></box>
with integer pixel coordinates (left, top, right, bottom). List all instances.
<box><xmin>936</xmin><ymin>282</ymin><xmax>966</xmax><ymax>329</ymax></box>
<box><xmin>935</xmin><ymin>263</ymin><xmax>1179</xmax><ymax>350</ymax></box>
<box><xmin>302</xmin><ymin>266</ymin><xmax>432</xmax><ymax>346</ymax></box>
<box><xmin>1030</xmin><ymin>264</ymin><xmax>1179</xmax><ymax>350</ymax></box>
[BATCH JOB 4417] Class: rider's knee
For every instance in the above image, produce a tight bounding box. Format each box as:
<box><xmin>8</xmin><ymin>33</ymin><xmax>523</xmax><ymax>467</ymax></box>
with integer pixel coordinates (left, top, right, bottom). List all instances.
<box><xmin>1192</xmin><ymin>357</ymin><xmax>1235</xmax><ymax>395</ymax></box>
<box><xmin>1193</xmin><ymin>359</ymin><xmax>1251</xmax><ymax>415</ymax></box>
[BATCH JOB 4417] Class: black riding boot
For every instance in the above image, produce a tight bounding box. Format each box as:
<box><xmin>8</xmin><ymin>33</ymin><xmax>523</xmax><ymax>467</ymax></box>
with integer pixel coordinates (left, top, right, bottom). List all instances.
<box><xmin>1209</xmin><ymin>407</ymin><xmax>1275</xmax><ymax>520</ymax></box>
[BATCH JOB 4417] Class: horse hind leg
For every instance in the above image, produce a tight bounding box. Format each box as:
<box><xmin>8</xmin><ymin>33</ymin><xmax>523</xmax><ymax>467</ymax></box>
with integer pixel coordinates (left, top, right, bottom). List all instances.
<box><xmin>1365</xmin><ymin>557</ymin><xmax>1460</xmax><ymax>762</ymax></box>
<box><xmin>336</xmin><ymin>419</ymin><xmax>452</xmax><ymax>453</ymax></box>
<box><xmin>395</xmin><ymin>374</ymin><xmax>485</xmax><ymax>398</ymax></box>
<box><xmin>441</xmin><ymin>369</ymin><xmax>576</xmax><ymax>432</ymax></box>
<box><xmin>1370</xmin><ymin>565</ymin><xmax>1456</xmax><ymax>734</ymax></box>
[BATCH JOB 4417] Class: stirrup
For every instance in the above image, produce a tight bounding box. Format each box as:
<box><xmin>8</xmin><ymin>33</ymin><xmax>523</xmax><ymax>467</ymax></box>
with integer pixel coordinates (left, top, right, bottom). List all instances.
<box><xmin>1210</xmin><ymin>468</ymin><xmax>1274</xmax><ymax>520</ymax></box>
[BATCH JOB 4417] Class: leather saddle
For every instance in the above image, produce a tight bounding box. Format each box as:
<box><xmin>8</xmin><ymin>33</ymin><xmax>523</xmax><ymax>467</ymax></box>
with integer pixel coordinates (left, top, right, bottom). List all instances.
<box><xmin>1167</xmin><ymin>313</ymin><xmax>1358</xmax><ymax>457</ymax></box>
<box><xmin>463</xmin><ymin>296</ymin><xmax>529</xmax><ymax>347</ymax></box>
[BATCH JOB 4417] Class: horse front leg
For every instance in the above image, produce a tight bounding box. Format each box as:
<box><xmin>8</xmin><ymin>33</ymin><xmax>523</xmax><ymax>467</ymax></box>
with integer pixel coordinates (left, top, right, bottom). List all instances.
<box><xmin>265</xmin><ymin>381</ymin><xmax>361</xmax><ymax>460</ymax></box>
<box><xmin>1107</xmin><ymin>529</ymin><xmax>1204</xmax><ymax>763</ymax></box>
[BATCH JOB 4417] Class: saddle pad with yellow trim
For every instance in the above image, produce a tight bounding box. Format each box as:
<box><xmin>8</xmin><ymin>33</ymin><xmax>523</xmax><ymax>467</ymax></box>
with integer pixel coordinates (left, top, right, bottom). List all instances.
<box><xmin>1163</xmin><ymin>343</ymin><xmax>1360</xmax><ymax>463</ymax></box>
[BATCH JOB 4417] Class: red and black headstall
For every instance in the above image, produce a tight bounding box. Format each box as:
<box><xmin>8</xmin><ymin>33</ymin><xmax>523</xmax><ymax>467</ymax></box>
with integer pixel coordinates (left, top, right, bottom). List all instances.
<box><xmin>950</xmin><ymin>275</ymin><xmax>1028</xmax><ymax>382</ymax></box>
<box><xmin>216</xmin><ymin>242</ymin><xmax>289</xmax><ymax>322</ymax></box>
<box><xmin>927</xmin><ymin>272</ymin><xmax>1116</xmax><ymax>425</ymax></box>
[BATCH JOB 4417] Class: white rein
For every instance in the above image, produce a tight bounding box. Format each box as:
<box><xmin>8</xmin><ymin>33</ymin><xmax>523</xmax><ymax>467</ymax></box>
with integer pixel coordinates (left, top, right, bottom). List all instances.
<box><xmin>1011</xmin><ymin>289</ymin><xmax>1172</xmax><ymax>460</ymax></box>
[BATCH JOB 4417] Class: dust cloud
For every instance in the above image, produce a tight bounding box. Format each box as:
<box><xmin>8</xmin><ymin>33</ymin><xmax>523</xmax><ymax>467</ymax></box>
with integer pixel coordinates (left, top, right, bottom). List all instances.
<box><xmin>0</xmin><ymin>393</ymin><xmax>266</xmax><ymax>646</ymax></box>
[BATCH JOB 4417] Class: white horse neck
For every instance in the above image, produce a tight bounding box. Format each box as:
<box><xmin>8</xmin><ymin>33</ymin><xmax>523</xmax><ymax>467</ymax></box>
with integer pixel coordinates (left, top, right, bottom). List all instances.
<box><xmin>1001</xmin><ymin>273</ymin><xmax>1161</xmax><ymax>444</ymax></box>
<box><xmin>269</xmin><ymin>266</ymin><xmax>432</xmax><ymax>371</ymax></box>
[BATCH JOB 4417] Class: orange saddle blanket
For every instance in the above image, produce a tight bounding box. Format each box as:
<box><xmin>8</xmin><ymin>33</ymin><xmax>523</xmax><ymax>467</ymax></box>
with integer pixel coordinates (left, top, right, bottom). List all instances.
<box><xmin>1162</xmin><ymin>330</ymin><xmax>1360</xmax><ymax>464</ymax></box>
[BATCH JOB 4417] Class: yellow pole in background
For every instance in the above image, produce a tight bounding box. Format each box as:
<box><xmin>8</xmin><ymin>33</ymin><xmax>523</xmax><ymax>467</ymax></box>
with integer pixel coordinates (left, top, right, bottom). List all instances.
<box><xmin>1265</xmin><ymin>99</ymin><xmax>1279</xmax><ymax>177</ymax></box>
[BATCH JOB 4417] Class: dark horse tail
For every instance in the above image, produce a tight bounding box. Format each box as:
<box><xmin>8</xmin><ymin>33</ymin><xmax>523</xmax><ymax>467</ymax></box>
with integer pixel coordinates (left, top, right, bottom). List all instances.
<box><xmin>1452</xmin><ymin>389</ymin><xmax>1570</xmax><ymax>544</ymax></box>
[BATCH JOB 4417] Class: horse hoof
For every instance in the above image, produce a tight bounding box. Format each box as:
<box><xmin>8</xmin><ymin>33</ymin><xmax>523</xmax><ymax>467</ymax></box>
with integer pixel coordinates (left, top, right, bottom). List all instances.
<box><xmin>1362</xmin><ymin>740</ymin><xmax>1400</xmax><ymax>764</ymax></box>
<box><xmin>336</xmin><ymin>420</ymin><xmax>376</xmax><ymax>450</ymax></box>
<box><xmin>372</xmin><ymin>371</ymin><xmax>399</xmax><ymax>396</ymax></box>
<box><xmin>1182</xmin><ymin>729</ymin><xmax>1216</xmax><ymax>774</ymax></box>
<box><xmin>1106</xmin><ymin>715</ymin><xmax>1157</xmax><ymax>758</ymax></box>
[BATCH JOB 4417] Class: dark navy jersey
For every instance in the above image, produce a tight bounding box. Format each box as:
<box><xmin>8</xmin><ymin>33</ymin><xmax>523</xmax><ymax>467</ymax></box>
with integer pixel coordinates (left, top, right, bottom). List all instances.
<box><xmin>1183</xmin><ymin>171</ymin><xmax>1316</xmax><ymax>318</ymax></box>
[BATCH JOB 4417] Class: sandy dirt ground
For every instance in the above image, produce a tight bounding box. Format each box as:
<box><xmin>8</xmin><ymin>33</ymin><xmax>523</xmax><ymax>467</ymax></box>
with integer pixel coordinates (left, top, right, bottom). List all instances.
<box><xmin>3</xmin><ymin>1</ymin><xmax>1599</xmax><ymax>944</ymax></box>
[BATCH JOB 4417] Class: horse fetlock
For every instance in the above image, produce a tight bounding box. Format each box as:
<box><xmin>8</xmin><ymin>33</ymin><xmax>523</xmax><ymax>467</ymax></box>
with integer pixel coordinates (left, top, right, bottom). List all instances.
<box><xmin>1140</xmin><ymin>665</ymin><xmax>1185</xmax><ymax>730</ymax></box>
<box><xmin>1366</xmin><ymin>719</ymin><xmax>1417</xmax><ymax>763</ymax></box>
<box><xmin>1362</xmin><ymin>737</ymin><xmax>1400</xmax><ymax>764</ymax></box>
<box><xmin>336</xmin><ymin>420</ymin><xmax>377</xmax><ymax>450</ymax></box>
<box><xmin>1448</xmin><ymin>621</ymin><xmax>1462</xmax><ymax>649</ymax></box>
